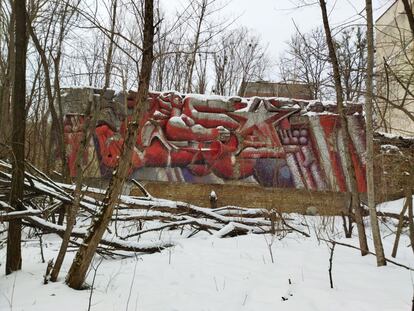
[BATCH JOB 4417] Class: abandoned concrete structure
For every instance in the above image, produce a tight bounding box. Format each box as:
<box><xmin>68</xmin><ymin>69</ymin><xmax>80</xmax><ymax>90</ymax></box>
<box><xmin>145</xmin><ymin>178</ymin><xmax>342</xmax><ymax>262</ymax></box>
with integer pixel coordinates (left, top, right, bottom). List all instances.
<box><xmin>375</xmin><ymin>0</ymin><xmax>414</xmax><ymax>135</ymax></box>
<box><xmin>61</xmin><ymin>87</ymin><xmax>413</xmax><ymax>212</ymax></box>
<box><xmin>238</xmin><ymin>81</ymin><xmax>314</xmax><ymax>100</ymax></box>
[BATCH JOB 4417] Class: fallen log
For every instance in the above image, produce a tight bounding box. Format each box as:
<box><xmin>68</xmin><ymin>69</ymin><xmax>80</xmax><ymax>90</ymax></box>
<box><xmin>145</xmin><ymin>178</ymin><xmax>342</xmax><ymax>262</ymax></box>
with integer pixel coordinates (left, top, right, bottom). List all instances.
<box><xmin>0</xmin><ymin>210</ymin><xmax>42</xmax><ymax>221</ymax></box>
<box><xmin>23</xmin><ymin>216</ymin><xmax>174</xmax><ymax>253</ymax></box>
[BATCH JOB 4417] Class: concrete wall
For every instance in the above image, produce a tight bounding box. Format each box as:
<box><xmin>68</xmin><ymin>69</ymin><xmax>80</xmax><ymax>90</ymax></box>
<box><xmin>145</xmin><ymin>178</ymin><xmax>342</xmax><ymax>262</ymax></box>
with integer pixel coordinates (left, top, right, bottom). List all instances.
<box><xmin>376</xmin><ymin>0</ymin><xmax>414</xmax><ymax>135</ymax></box>
<box><xmin>239</xmin><ymin>81</ymin><xmax>314</xmax><ymax>100</ymax></box>
<box><xmin>373</xmin><ymin>132</ymin><xmax>414</xmax><ymax>202</ymax></box>
<box><xmin>133</xmin><ymin>181</ymin><xmax>350</xmax><ymax>215</ymax></box>
<box><xmin>61</xmin><ymin>88</ymin><xmax>414</xmax><ymax>216</ymax></box>
<box><xmin>63</xmin><ymin>88</ymin><xmax>367</xmax><ymax>194</ymax></box>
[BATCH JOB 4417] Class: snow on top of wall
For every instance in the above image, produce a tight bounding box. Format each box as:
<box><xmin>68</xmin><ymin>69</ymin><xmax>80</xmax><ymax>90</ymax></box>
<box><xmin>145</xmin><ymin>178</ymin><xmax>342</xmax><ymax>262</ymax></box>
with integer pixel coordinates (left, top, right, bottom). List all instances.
<box><xmin>377</xmin><ymin>131</ymin><xmax>414</xmax><ymax>141</ymax></box>
<box><xmin>380</xmin><ymin>144</ymin><xmax>401</xmax><ymax>152</ymax></box>
<box><xmin>60</xmin><ymin>87</ymin><xmax>365</xmax><ymax>116</ymax></box>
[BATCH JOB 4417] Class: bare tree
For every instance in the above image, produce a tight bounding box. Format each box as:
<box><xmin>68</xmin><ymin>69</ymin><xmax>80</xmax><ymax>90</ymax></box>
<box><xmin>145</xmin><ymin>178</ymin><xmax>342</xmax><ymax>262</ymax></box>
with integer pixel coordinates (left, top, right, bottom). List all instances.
<box><xmin>50</xmin><ymin>0</ymin><xmax>119</xmax><ymax>282</ymax></box>
<box><xmin>365</xmin><ymin>0</ymin><xmax>386</xmax><ymax>266</ymax></box>
<box><xmin>279</xmin><ymin>26</ymin><xmax>366</xmax><ymax>101</ymax></box>
<box><xmin>279</xmin><ymin>27</ymin><xmax>328</xmax><ymax>99</ymax></box>
<box><xmin>27</xmin><ymin>0</ymin><xmax>80</xmax><ymax>179</ymax></box>
<box><xmin>337</xmin><ymin>27</ymin><xmax>367</xmax><ymax>102</ymax></box>
<box><xmin>185</xmin><ymin>0</ymin><xmax>208</xmax><ymax>93</ymax></box>
<box><xmin>181</xmin><ymin>0</ymin><xmax>236</xmax><ymax>93</ymax></box>
<box><xmin>213</xmin><ymin>33</ymin><xmax>236</xmax><ymax>95</ymax></box>
<box><xmin>0</xmin><ymin>0</ymin><xmax>14</xmax><ymax>154</ymax></box>
<box><xmin>237</xmin><ymin>31</ymin><xmax>268</xmax><ymax>96</ymax></box>
<box><xmin>401</xmin><ymin>0</ymin><xmax>414</xmax><ymax>35</ymax></box>
<box><xmin>212</xmin><ymin>27</ymin><xmax>268</xmax><ymax>96</ymax></box>
<box><xmin>66</xmin><ymin>0</ymin><xmax>155</xmax><ymax>289</ymax></box>
<box><xmin>6</xmin><ymin>0</ymin><xmax>26</xmax><ymax>275</ymax></box>
<box><xmin>318</xmin><ymin>0</ymin><xmax>369</xmax><ymax>255</ymax></box>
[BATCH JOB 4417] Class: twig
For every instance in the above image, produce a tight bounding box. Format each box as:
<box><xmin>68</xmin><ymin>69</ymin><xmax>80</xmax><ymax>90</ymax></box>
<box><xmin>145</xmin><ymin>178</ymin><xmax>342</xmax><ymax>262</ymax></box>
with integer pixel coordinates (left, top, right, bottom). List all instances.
<box><xmin>88</xmin><ymin>257</ymin><xmax>103</xmax><ymax>311</ymax></box>
<box><xmin>328</xmin><ymin>241</ymin><xmax>336</xmax><ymax>289</ymax></box>
<box><xmin>43</xmin><ymin>260</ymin><xmax>54</xmax><ymax>284</ymax></box>
<box><xmin>322</xmin><ymin>238</ymin><xmax>414</xmax><ymax>271</ymax></box>
<box><xmin>39</xmin><ymin>233</ymin><xmax>45</xmax><ymax>263</ymax></box>
<box><xmin>391</xmin><ymin>199</ymin><xmax>408</xmax><ymax>258</ymax></box>
<box><xmin>131</xmin><ymin>179</ymin><xmax>152</xmax><ymax>198</ymax></box>
<box><xmin>277</xmin><ymin>211</ymin><xmax>310</xmax><ymax>237</ymax></box>
<box><xmin>125</xmin><ymin>256</ymin><xmax>139</xmax><ymax>311</ymax></box>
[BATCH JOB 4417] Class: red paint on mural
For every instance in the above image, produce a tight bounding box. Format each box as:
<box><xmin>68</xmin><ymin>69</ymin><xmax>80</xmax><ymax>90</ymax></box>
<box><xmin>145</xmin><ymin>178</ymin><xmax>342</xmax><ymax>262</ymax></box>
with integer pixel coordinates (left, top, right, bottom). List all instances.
<box><xmin>63</xmin><ymin>90</ymin><xmax>367</xmax><ymax>192</ymax></box>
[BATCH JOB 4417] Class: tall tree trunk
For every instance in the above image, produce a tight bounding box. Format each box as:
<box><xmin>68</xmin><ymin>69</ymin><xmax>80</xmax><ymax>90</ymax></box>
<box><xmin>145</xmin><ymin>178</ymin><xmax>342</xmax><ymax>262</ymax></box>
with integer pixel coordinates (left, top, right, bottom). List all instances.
<box><xmin>66</xmin><ymin>0</ymin><xmax>154</xmax><ymax>289</ymax></box>
<box><xmin>318</xmin><ymin>0</ymin><xmax>369</xmax><ymax>255</ymax></box>
<box><xmin>27</xmin><ymin>16</ymin><xmax>65</xmax><ymax>178</ymax></box>
<box><xmin>0</xmin><ymin>4</ymin><xmax>15</xmax><ymax>156</ymax></box>
<box><xmin>6</xmin><ymin>0</ymin><xmax>26</xmax><ymax>275</ymax></box>
<box><xmin>401</xmin><ymin>0</ymin><xmax>414</xmax><ymax>36</ymax></box>
<box><xmin>406</xmin><ymin>174</ymin><xmax>414</xmax><ymax>255</ymax></box>
<box><xmin>186</xmin><ymin>1</ymin><xmax>206</xmax><ymax>93</ymax></box>
<box><xmin>365</xmin><ymin>0</ymin><xmax>386</xmax><ymax>266</ymax></box>
<box><xmin>49</xmin><ymin>91</ymin><xmax>95</xmax><ymax>282</ymax></box>
<box><xmin>103</xmin><ymin>0</ymin><xmax>117</xmax><ymax>90</ymax></box>
<box><xmin>238</xmin><ymin>79</ymin><xmax>247</xmax><ymax>97</ymax></box>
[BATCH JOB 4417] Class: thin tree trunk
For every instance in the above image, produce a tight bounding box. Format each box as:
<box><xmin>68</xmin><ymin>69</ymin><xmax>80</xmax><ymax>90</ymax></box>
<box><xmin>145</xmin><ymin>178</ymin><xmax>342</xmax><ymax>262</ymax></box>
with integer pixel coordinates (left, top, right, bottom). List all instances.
<box><xmin>401</xmin><ymin>0</ymin><xmax>414</xmax><ymax>36</ymax></box>
<box><xmin>6</xmin><ymin>0</ymin><xmax>26</xmax><ymax>275</ymax></box>
<box><xmin>238</xmin><ymin>79</ymin><xmax>247</xmax><ymax>97</ymax></box>
<box><xmin>49</xmin><ymin>91</ymin><xmax>94</xmax><ymax>282</ymax></box>
<box><xmin>27</xmin><ymin>15</ymin><xmax>64</xmax><ymax>177</ymax></box>
<box><xmin>391</xmin><ymin>199</ymin><xmax>408</xmax><ymax>258</ymax></box>
<box><xmin>66</xmin><ymin>0</ymin><xmax>155</xmax><ymax>289</ymax></box>
<box><xmin>406</xmin><ymin>178</ymin><xmax>414</xmax><ymax>255</ymax></box>
<box><xmin>365</xmin><ymin>0</ymin><xmax>386</xmax><ymax>266</ymax></box>
<box><xmin>318</xmin><ymin>0</ymin><xmax>369</xmax><ymax>255</ymax></box>
<box><xmin>50</xmin><ymin>0</ymin><xmax>118</xmax><ymax>282</ymax></box>
<box><xmin>186</xmin><ymin>1</ymin><xmax>206</xmax><ymax>93</ymax></box>
<box><xmin>103</xmin><ymin>0</ymin><xmax>117</xmax><ymax>89</ymax></box>
<box><xmin>0</xmin><ymin>4</ymin><xmax>15</xmax><ymax>154</ymax></box>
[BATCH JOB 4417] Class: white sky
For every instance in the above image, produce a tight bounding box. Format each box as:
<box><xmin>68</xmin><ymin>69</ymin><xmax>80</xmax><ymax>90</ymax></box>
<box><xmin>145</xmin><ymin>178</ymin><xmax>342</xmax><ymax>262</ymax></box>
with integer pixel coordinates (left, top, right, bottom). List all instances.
<box><xmin>160</xmin><ymin>0</ymin><xmax>396</xmax><ymax>79</ymax></box>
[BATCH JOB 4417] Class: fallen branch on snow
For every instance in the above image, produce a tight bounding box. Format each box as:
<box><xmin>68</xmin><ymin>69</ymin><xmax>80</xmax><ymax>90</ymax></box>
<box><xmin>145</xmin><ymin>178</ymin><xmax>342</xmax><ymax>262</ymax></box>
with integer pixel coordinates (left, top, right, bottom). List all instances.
<box><xmin>322</xmin><ymin>238</ymin><xmax>414</xmax><ymax>271</ymax></box>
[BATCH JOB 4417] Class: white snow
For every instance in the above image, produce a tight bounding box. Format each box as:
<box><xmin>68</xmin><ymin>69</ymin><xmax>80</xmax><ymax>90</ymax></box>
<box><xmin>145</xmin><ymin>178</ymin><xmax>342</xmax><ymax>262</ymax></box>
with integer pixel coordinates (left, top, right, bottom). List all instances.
<box><xmin>380</xmin><ymin>144</ymin><xmax>401</xmax><ymax>153</ymax></box>
<box><xmin>378</xmin><ymin>131</ymin><xmax>414</xmax><ymax>140</ymax></box>
<box><xmin>210</xmin><ymin>190</ymin><xmax>217</xmax><ymax>199</ymax></box>
<box><xmin>377</xmin><ymin>195</ymin><xmax>414</xmax><ymax>214</ymax></box>
<box><xmin>1</xmin><ymin>204</ymin><xmax>413</xmax><ymax>311</ymax></box>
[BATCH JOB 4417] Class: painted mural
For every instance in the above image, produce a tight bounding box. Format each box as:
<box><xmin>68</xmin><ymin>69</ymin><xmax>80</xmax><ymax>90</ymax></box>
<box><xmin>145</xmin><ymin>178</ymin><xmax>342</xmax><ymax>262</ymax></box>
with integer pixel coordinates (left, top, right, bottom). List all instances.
<box><xmin>62</xmin><ymin>88</ymin><xmax>367</xmax><ymax>192</ymax></box>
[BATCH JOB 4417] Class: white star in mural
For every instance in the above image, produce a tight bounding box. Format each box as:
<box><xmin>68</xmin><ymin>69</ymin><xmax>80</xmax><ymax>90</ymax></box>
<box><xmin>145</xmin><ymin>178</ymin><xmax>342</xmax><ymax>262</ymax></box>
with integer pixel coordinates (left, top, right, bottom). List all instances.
<box><xmin>231</xmin><ymin>103</ymin><xmax>298</xmax><ymax>133</ymax></box>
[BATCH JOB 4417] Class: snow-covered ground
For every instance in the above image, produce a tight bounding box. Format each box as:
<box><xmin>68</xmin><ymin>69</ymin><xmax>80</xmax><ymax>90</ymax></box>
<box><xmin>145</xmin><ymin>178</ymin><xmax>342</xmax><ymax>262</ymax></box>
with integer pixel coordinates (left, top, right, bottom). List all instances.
<box><xmin>1</xmin><ymin>205</ymin><xmax>413</xmax><ymax>311</ymax></box>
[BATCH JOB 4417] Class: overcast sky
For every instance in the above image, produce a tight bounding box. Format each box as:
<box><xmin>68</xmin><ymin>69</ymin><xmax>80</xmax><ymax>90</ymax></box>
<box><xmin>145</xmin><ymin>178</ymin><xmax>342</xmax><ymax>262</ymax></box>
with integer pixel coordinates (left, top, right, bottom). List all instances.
<box><xmin>160</xmin><ymin>0</ymin><xmax>395</xmax><ymax>79</ymax></box>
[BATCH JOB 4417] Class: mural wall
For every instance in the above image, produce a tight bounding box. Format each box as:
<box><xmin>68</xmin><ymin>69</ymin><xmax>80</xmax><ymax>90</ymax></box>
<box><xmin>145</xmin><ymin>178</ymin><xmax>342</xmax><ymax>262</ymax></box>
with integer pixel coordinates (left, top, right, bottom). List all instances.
<box><xmin>62</xmin><ymin>88</ymin><xmax>367</xmax><ymax>192</ymax></box>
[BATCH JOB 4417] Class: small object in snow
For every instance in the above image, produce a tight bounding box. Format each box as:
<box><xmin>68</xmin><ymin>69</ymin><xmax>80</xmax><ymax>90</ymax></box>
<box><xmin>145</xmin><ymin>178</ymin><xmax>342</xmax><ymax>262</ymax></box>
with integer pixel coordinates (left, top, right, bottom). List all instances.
<box><xmin>209</xmin><ymin>190</ymin><xmax>218</xmax><ymax>209</ymax></box>
<box><xmin>306</xmin><ymin>206</ymin><xmax>318</xmax><ymax>216</ymax></box>
<box><xmin>43</xmin><ymin>259</ymin><xmax>54</xmax><ymax>285</ymax></box>
<box><xmin>282</xmin><ymin>296</ymin><xmax>288</xmax><ymax>301</ymax></box>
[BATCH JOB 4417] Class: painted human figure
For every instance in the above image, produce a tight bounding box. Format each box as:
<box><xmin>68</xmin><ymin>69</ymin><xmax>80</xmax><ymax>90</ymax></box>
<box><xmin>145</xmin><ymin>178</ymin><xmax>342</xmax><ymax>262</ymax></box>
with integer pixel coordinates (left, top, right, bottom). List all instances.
<box><xmin>64</xmin><ymin>114</ymin><xmax>86</xmax><ymax>177</ymax></box>
<box><xmin>94</xmin><ymin>92</ymin><xmax>307</xmax><ymax>182</ymax></box>
<box><xmin>136</xmin><ymin>92</ymin><xmax>243</xmax><ymax>178</ymax></box>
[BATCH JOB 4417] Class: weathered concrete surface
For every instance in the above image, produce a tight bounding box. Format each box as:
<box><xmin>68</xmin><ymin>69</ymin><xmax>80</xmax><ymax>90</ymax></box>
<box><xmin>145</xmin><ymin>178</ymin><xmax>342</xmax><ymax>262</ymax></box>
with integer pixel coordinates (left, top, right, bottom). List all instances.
<box><xmin>132</xmin><ymin>182</ymin><xmax>350</xmax><ymax>216</ymax></box>
<box><xmin>80</xmin><ymin>132</ymin><xmax>412</xmax><ymax>217</ymax></box>
<box><xmin>374</xmin><ymin>132</ymin><xmax>414</xmax><ymax>202</ymax></box>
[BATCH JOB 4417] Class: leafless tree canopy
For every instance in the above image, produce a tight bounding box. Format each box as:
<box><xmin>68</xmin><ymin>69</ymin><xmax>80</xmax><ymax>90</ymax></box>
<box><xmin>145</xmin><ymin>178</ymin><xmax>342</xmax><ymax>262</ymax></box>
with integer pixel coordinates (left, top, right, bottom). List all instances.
<box><xmin>279</xmin><ymin>26</ymin><xmax>367</xmax><ymax>102</ymax></box>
